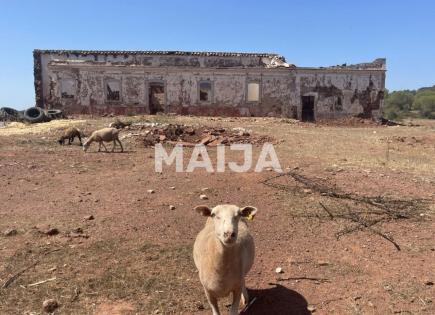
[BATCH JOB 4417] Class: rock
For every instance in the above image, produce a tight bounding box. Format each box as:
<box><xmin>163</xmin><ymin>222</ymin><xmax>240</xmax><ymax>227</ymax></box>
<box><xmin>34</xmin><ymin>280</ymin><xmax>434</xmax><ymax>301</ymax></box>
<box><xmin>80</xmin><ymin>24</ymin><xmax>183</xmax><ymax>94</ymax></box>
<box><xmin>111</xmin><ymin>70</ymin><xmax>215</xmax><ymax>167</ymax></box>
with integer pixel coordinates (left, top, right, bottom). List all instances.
<box><xmin>84</xmin><ymin>215</ymin><xmax>94</xmax><ymax>220</ymax></box>
<box><xmin>169</xmin><ymin>205</ymin><xmax>176</xmax><ymax>210</ymax></box>
<box><xmin>275</xmin><ymin>267</ymin><xmax>283</xmax><ymax>274</ymax></box>
<box><xmin>200</xmin><ymin>135</ymin><xmax>215</xmax><ymax>145</ymax></box>
<box><xmin>42</xmin><ymin>299</ymin><xmax>59</xmax><ymax>313</ymax></box>
<box><xmin>169</xmin><ymin>186</ymin><xmax>175</xmax><ymax>190</ymax></box>
<box><xmin>307</xmin><ymin>304</ymin><xmax>316</xmax><ymax>312</ymax></box>
<box><xmin>199</xmin><ymin>194</ymin><xmax>208</xmax><ymax>200</ymax></box>
<box><xmin>317</xmin><ymin>261</ymin><xmax>330</xmax><ymax>266</ymax></box>
<box><xmin>303</xmin><ymin>189</ymin><xmax>312</xmax><ymax>194</ymax></box>
<box><xmin>196</xmin><ymin>302</ymin><xmax>205</xmax><ymax>310</ymax></box>
<box><xmin>147</xmin><ymin>189</ymin><xmax>155</xmax><ymax>194</ymax></box>
<box><xmin>45</xmin><ymin>228</ymin><xmax>59</xmax><ymax>236</ymax></box>
<box><xmin>201</xmin><ymin>187</ymin><xmax>210</xmax><ymax>192</ymax></box>
<box><xmin>425</xmin><ymin>280</ymin><xmax>434</xmax><ymax>286</ymax></box>
<box><xmin>3</xmin><ymin>228</ymin><xmax>17</xmax><ymax>236</ymax></box>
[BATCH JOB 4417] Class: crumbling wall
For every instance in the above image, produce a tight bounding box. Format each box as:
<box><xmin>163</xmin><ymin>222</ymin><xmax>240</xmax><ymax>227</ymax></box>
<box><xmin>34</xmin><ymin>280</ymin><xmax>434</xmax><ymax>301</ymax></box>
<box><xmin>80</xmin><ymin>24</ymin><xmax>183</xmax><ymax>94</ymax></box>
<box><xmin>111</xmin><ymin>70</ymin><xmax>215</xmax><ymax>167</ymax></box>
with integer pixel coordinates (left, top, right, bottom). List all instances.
<box><xmin>297</xmin><ymin>71</ymin><xmax>384</xmax><ymax>119</ymax></box>
<box><xmin>261</xmin><ymin>75</ymin><xmax>296</xmax><ymax>117</ymax></box>
<box><xmin>37</xmin><ymin>50</ymin><xmax>385</xmax><ymax>119</ymax></box>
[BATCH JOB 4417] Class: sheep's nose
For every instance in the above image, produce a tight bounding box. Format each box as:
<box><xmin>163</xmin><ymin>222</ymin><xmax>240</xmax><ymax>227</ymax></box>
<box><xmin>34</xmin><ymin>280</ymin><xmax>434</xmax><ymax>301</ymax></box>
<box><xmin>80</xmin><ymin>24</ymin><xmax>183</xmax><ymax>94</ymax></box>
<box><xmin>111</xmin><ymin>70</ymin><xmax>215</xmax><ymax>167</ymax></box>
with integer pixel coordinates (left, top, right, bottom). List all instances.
<box><xmin>224</xmin><ymin>231</ymin><xmax>236</xmax><ymax>239</ymax></box>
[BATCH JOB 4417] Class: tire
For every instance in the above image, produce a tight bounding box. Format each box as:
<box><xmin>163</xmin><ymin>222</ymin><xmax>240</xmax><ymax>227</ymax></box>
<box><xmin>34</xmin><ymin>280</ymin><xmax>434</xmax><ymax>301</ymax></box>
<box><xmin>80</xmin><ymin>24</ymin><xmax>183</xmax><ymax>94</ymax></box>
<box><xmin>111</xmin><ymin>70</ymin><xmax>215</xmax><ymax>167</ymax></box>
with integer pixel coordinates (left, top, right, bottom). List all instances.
<box><xmin>0</xmin><ymin>107</ymin><xmax>21</xmax><ymax>121</ymax></box>
<box><xmin>23</xmin><ymin>107</ymin><xmax>49</xmax><ymax>124</ymax></box>
<box><xmin>46</xmin><ymin>109</ymin><xmax>64</xmax><ymax>119</ymax></box>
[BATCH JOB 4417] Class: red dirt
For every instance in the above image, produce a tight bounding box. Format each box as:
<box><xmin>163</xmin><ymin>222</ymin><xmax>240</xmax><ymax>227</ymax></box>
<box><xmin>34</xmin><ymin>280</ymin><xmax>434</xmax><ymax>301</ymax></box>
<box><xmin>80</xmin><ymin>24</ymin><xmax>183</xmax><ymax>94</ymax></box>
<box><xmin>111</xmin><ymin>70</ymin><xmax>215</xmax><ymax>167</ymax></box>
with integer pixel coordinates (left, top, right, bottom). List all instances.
<box><xmin>0</xmin><ymin>117</ymin><xmax>434</xmax><ymax>315</ymax></box>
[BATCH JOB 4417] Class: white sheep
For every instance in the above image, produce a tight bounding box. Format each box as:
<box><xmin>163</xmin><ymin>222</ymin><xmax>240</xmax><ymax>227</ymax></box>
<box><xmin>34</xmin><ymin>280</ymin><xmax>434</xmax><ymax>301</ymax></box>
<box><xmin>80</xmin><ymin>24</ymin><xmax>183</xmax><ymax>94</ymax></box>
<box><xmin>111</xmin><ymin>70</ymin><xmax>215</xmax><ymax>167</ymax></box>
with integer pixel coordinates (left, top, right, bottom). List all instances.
<box><xmin>193</xmin><ymin>204</ymin><xmax>257</xmax><ymax>315</ymax></box>
<box><xmin>82</xmin><ymin>127</ymin><xmax>123</xmax><ymax>153</ymax></box>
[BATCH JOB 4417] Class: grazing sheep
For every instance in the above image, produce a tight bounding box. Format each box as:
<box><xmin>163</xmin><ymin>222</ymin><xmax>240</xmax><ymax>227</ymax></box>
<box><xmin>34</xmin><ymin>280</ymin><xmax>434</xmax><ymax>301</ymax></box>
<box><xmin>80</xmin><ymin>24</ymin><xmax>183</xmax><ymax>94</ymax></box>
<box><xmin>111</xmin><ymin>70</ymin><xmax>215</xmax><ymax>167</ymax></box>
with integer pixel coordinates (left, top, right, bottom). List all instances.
<box><xmin>193</xmin><ymin>204</ymin><xmax>257</xmax><ymax>315</ymax></box>
<box><xmin>82</xmin><ymin>127</ymin><xmax>123</xmax><ymax>153</ymax></box>
<box><xmin>58</xmin><ymin>127</ymin><xmax>82</xmax><ymax>145</ymax></box>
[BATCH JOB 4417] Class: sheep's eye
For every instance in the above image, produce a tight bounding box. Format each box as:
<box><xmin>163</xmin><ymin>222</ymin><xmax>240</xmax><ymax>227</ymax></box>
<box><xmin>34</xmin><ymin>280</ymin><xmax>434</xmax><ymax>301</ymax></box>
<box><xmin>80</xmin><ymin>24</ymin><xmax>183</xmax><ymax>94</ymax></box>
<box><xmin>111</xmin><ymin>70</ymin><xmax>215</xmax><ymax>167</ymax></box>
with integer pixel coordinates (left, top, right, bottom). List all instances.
<box><xmin>216</xmin><ymin>216</ymin><xmax>221</xmax><ymax>220</ymax></box>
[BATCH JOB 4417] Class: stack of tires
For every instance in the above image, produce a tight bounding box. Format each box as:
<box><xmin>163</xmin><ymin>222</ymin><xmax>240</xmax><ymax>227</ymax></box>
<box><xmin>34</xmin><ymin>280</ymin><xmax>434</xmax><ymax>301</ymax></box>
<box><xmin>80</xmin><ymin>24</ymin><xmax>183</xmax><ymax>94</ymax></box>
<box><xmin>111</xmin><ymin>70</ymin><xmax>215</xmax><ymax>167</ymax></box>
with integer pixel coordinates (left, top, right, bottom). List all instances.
<box><xmin>0</xmin><ymin>106</ymin><xmax>64</xmax><ymax>124</ymax></box>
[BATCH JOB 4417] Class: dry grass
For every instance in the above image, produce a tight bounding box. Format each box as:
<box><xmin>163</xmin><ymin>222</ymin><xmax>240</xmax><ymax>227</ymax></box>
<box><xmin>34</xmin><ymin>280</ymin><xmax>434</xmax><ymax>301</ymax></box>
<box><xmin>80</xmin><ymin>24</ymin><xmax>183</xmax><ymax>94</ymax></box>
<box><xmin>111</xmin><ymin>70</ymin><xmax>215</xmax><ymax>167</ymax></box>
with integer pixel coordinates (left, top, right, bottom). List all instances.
<box><xmin>0</xmin><ymin>238</ymin><xmax>203</xmax><ymax>314</ymax></box>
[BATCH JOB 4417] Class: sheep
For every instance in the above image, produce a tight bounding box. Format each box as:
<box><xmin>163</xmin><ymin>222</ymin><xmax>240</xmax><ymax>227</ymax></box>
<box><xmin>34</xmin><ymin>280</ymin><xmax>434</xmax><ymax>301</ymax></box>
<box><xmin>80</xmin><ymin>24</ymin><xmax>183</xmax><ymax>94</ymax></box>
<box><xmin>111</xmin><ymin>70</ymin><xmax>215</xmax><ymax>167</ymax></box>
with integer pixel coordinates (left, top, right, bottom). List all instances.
<box><xmin>193</xmin><ymin>204</ymin><xmax>257</xmax><ymax>315</ymax></box>
<box><xmin>82</xmin><ymin>127</ymin><xmax>123</xmax><ymax>153</ymax></box>
<box><xmin>58</xmin><ymin>127</ymin><xmax>82</xmax><ymax>145</ymax></box>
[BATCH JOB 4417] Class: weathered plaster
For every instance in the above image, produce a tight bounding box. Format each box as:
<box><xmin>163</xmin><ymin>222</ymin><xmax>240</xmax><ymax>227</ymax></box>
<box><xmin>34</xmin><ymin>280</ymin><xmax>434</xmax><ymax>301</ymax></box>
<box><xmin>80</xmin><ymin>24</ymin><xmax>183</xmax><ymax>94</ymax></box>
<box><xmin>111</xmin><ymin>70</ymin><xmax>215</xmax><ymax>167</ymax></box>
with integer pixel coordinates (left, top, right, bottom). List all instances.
<box><xmin>34</xmin><ymin>50</ymin><xmax>386</xmax><ymax>120</ymax></box>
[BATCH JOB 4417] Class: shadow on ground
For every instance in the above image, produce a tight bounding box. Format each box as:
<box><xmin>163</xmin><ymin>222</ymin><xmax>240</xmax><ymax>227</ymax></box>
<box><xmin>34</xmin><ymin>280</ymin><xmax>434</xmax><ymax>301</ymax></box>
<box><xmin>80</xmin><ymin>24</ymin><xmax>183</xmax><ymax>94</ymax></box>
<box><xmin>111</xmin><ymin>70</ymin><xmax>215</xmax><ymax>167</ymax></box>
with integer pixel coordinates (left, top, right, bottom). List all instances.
<box><xmin>244</xmin><ymin>284</ymin><xmax>311</xmax><ymax>315</ymax></box>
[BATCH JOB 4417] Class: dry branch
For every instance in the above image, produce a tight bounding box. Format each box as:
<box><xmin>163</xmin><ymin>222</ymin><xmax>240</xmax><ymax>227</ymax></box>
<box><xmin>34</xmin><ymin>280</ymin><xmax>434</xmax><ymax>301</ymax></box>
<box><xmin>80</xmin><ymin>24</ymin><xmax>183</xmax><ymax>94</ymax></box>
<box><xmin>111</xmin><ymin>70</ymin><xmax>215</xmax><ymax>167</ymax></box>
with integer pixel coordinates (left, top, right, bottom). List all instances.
<box><xmin>27</xmin><ymin>277</ymin><xmax>56</xmax><ymax>287</ymax></box>
<box><xmin>1</xmin><ymin>261</ymin><xmax>39</xmax><ymax>289</ymax></box>
<box><xmin>276</xmin><ymin>276</ymin><xmax>330</xmax><ymax>283</ymax></box>
<box><xmin>262</xmin><ymin>171</ymin><xmax>429</xmax><ymax>251</ymax></box>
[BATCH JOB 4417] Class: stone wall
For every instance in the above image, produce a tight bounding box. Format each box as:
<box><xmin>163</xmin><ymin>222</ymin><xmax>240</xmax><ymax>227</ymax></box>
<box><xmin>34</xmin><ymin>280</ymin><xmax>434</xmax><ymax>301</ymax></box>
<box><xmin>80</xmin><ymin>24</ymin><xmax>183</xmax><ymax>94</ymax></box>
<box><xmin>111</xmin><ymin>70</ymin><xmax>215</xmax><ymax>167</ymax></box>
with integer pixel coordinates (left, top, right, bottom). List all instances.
<box><xmin>34</xmin><ymin>50</ymin><xmax>385</xmax><ymax>120</ymax></box>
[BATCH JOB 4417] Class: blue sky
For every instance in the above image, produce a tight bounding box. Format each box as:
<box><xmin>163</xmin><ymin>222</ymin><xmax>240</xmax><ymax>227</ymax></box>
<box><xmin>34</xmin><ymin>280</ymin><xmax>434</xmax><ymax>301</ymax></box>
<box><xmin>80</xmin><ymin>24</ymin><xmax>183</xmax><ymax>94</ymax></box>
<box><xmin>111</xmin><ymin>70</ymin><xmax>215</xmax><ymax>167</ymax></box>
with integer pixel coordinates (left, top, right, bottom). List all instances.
<box><xmin>1</xmin><ymin>0</ymin><xmax>434</xmax><ymax>109</ymax></box>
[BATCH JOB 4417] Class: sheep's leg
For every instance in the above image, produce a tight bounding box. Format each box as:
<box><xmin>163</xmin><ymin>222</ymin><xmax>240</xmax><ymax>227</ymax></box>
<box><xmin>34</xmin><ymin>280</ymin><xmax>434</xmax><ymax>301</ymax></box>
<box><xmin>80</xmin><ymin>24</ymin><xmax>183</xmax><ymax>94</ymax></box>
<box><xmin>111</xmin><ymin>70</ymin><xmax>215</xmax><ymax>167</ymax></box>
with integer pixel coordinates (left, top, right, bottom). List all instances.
<box><xmin>98</xmin><ymin>142</ymin><xmax>101</xmax><ymax>152</ymax></box>
<box><xmin>68</xmin><ymin>137</ymin><xmax>72</xmax><ymax>145</ymax></box>
<box><xmin>117</xmin><ymin>139</ymin><xmax>123</xmax><ymax>152</ymax></box>
<box><xmin>101</xmin><ymin>142</ymin><xmax>108</xmax><ymax>152</ymax></box>
<box><xmin>204</xmin><ymin>290</ymin><xmax>220</xmax><ymax>315</ymax></box>
<box><xmin>78</xmin><ymin>135</ymin><xmax>82</xmax><ymax>146</ymax></box>
<box><xmin>230</xmin><ymin>287</ymin><xmax>242</xmax><ymax>315</ymax></box>
<box><xmin>111</xmin><ymin>140</ymin><xmax>116</xmax><ymax>152</ymax></box>
<box><xmin>241</xmin><ymin>282</ymin><xmax>249</xmax><ymax>306</ymax></box>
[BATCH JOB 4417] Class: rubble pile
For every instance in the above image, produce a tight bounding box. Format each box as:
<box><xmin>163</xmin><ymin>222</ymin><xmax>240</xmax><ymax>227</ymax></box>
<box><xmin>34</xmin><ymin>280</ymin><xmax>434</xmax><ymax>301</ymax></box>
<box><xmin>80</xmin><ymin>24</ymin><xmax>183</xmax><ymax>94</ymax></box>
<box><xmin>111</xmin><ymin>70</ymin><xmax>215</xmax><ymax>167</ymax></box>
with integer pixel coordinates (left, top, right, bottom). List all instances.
<box><xmin>121</xmin><ymin>123</ymin><xmax>275</xmax><ymax>147</ymax></box>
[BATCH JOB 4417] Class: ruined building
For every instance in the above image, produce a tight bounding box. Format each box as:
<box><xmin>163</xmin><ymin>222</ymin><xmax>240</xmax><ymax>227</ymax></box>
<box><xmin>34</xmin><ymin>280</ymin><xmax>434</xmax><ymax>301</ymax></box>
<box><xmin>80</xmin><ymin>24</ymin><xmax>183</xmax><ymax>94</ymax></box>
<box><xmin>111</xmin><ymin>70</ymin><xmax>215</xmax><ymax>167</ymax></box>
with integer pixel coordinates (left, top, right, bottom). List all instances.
<box><xmin>33</xmin><ymin>49</ymin><xmax>386</xmax><ymax>121</ymax></box>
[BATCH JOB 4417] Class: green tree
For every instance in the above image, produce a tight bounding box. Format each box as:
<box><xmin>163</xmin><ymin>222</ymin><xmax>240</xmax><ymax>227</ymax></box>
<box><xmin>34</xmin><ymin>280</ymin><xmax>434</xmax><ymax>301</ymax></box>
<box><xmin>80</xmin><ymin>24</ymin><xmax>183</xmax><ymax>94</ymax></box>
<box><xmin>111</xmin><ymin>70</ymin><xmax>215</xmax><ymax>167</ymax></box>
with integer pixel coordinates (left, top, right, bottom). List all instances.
<box><xmin>414</xmin><ymin>94</ymin><xmax>435</xmax><ymax>118</ymax></box>
<box><xmin>385</xmin><ymin>90</ymin><xmax>415</xmax><ymax>111</ymax></box>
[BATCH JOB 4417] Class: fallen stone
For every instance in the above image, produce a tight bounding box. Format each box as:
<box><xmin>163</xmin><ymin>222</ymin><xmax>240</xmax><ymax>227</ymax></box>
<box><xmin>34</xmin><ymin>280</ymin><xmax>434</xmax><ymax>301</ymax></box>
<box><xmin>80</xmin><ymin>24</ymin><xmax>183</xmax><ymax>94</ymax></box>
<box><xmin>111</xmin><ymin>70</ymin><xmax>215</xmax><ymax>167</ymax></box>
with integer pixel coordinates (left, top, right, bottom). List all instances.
<box><xmin>43</xmin><ymin>299</ymin><xmax>59</xmax><ymax>313</ymax></box>
<box><xmin>3</xmin><ymin>228</ymin><xmax>18</xmax><ymax>236</ymax></box>
<box><xmin>307</xmin><ymin>305</ymin><xmax>316</xmax><ymax>312</ymax></box>
<box><xmin>45</xmin><ymin>228</ymin><xmax>59</xmax><ymax>236</ymax></box>
<box><xmin>199</xmin><ymin>194</ymin><xmax>208</xmax><ymax>200</ymax></box>
<box><xmin>275</xmin><ymin>267</ymin><xmax>283</xmax><ymax>274</ymax></box>
<box><xmin>169</xmin><ymin>186</ymin><xmax>176</xmax><ymax>190</ymax></box>
<box><xmin>84</xmin><ymin>215</ymin><xmax>94</xmax><ymax>220</ymax></box>
<box><xmin>169</xmin><ymin>205</ymin><xmax>176</xmax><ymax>210</ymax></box>
<box><xmin>201</xmin><ymin>187</ymin><xmax>210</xmax><ymax>192</ymax></box>
<box><xmin>425</xmin><ymin>280</ymin><xmax>434</xmax><ymax>286</ymax></box>
<box><xmin>147</xmin><ymin>189</ymin><xmax>155</xmax><ymax>194</ymax></box>
<box><xmin>317</xmin><ymin>261</ymin><xmax>331</xmax><ymax>266</ymax></box>
<box><xmin>200</xmin><ymin>135</ymin><xmax>215</xmax><ymax>145</ymax></box>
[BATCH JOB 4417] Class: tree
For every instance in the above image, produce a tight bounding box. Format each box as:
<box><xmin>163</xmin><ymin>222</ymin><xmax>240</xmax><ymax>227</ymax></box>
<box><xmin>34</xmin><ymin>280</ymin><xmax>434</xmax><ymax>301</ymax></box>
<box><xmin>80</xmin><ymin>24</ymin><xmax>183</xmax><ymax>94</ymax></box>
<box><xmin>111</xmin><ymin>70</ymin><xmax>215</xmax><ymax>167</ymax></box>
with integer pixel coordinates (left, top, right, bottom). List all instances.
<box><xmin>414</xmin><ymin>95</ymin><xmax>435</xmax><ymax>118</ymax></box>
<box><xmin>385</xmin><ymin>91</ymin><xmax>415</xmax><ymax>111</ymax></box>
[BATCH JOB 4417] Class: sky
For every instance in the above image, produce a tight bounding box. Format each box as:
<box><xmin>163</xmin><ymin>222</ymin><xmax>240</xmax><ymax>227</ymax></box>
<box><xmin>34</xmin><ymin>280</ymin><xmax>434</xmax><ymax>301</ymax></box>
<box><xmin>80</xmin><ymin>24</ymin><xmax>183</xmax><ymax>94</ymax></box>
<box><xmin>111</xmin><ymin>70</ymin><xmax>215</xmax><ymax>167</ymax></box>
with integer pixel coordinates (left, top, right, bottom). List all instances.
<box><xmin>0</xmin><ymin>0</ymin><xmax>434</xmax><ymax>109</ymax></box>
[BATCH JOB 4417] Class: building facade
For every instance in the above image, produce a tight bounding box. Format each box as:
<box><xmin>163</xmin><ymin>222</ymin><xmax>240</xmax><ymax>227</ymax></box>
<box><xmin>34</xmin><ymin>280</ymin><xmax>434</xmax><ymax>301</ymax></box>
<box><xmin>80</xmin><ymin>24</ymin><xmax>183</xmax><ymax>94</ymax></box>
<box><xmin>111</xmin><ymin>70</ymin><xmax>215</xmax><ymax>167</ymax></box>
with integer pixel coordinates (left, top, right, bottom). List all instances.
<box><xmin>34</xmin><ymin>49</ymin><xmax>386</xmax><ymax>121</ymax></box>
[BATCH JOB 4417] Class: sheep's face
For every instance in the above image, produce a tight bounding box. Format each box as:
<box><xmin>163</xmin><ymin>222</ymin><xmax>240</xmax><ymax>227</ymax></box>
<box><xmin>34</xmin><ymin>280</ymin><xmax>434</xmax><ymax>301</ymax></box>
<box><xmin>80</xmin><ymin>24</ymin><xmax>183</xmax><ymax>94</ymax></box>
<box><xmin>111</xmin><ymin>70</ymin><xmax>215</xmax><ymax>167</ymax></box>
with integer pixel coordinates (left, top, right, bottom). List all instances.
<box><xmin>195</xmin><ymin>204</ymin><xmax>257</xmax><ymax>247</ymax></box>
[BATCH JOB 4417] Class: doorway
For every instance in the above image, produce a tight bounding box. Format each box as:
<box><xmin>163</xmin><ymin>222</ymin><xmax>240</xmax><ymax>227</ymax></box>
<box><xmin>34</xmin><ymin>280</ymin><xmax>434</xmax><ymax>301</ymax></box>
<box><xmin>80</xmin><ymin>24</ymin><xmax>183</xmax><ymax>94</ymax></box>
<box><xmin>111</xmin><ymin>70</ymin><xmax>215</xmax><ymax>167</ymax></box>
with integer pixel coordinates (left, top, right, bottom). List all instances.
<box><xmin>149</xmin><ymin>82</ymin><xmax>165</xmax><ymax>114</ymax></box>
<box><xmin>301</xmin><ymin>95</ymin><xmax>315</xmax><ymax>122</ymax></box>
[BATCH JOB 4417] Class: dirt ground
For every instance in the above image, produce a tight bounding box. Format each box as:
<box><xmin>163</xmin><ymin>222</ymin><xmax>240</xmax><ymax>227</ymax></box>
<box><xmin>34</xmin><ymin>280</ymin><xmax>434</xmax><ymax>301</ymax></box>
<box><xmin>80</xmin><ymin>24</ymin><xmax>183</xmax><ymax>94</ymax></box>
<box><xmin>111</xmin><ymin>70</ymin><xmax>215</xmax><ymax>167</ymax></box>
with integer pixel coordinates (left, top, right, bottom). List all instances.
<box><xmin>0</xmin><ymin>115</ymin><xmax>434</xmax><ymax>315</ymax></box>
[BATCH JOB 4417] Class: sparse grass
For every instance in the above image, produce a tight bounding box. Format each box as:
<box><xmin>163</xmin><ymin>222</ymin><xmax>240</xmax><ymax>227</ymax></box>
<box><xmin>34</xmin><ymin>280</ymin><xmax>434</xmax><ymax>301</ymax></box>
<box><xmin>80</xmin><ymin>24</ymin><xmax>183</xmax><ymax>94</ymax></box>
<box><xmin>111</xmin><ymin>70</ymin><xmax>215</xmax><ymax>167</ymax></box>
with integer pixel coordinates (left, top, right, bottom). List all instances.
<box><xmin>0</xmin><ymin>238</ymin><xmax>203</xmax><ymax>314</ymax></box>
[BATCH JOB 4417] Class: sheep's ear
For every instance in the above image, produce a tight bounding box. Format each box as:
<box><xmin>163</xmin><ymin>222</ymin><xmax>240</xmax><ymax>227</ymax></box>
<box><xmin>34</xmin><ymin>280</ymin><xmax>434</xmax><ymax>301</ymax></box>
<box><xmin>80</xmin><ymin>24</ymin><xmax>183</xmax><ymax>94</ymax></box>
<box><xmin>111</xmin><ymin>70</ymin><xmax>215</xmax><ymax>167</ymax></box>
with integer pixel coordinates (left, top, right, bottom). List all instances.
<box><xmin>194</xmin><ymin>205</ymin><xmax>212</xmax><ymax>217</ymax></box>
<box><xmin>240</xmin><ymin>206</ymin><xmax>258</xmax><ymax>219</ymax></box>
